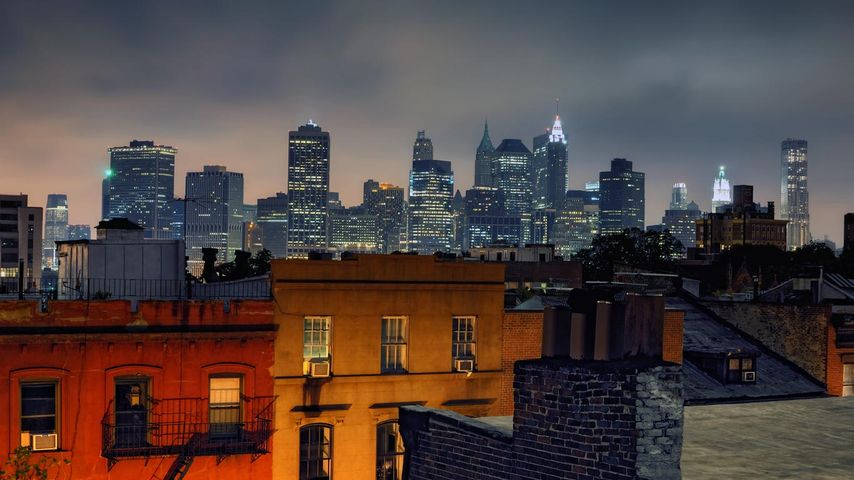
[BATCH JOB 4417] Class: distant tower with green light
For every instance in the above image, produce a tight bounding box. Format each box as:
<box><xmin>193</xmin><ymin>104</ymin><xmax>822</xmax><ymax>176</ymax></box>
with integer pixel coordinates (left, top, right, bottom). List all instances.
<box><xmin>101</xmin><ymin>168</ymin><xmax>113</xmax><ymax>221</ymax></box>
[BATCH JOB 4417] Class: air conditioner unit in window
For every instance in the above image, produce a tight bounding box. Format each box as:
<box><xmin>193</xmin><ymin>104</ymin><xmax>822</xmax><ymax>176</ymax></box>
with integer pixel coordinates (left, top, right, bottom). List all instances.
<box><xmin>742</xmin><ymin>371</ymin><xmax>756</xmax><ymax>383</ymax></box>
<box><xmin>31</xmin><ymin>433</ymin><xmax>58</xmax><ymax>451</ymax></box>
<box><xmin>455</xmin><ymin>359</ymin><xmax>475</xmax><ymax>373</ymax></box>
<box><xmin>309</xmin><ymin>360</ymin><xmax>331</xmax><ymax>378</ymax></box>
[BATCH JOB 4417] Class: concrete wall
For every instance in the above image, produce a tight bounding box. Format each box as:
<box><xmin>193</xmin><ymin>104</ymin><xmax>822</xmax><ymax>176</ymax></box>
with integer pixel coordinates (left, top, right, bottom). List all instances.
<box><xmin>701</xmin><ymin>301</ymin><xmax>829</xmax><ymax>384</ymax></box>
<box><xmin>402</xmin><ymin>358</ymin><xmax>684</xmax><ymax>480</ymax></box>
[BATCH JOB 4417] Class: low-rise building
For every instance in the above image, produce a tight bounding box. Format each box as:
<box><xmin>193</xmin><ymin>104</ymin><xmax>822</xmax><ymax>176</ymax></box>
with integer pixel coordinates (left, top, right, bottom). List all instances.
<box><xmin>56</xmin><ymin>218</ymin><xmax>185</xmax><ymax>300</ymax></box>
<box><xmin>0</xmin><ymin>298</ymin><xmax>277</xmax><ymax>479</ymax></box>
<box><xmin>694</xmin><ymin>185</ymin><xmax>787</xmax><ymax>257</ymax></box>
<box><xmin>270</xmin><ymin>254</ymin><xmax>505</xmax><ymax>479</ymax></box>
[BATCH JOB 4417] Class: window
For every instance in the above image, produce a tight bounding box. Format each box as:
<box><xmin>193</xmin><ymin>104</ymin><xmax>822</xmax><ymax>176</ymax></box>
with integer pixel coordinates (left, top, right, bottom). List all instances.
<box><xmin>304</xmin><ymin>316</ymin><xmax>332</xmax><ymax>373</ymax></box>
<box><xmin>381</xmin><ymin>316</ymin><xmax>408</xmax><ymax>373</ymax></box>
<box><xmin>725</xmin><ymin>356</ymin><xmax>757</xmax><ymax>383</ymax></box>
<box><xmin>209</xmin><ymin>376</ymin><xmax>241</xmax><ymax>438</ymax></box>
<box><xmin>452</xmin><ymin>316</ymin><xmax>477</xmax><ymax>370</ymax></box>
<box><xmin>376</xmin><ymin>421</ymin><xmax>404</xmax><ymax>480</ymax></box>
<box><xmin>20</xmin><ymin>382</ymin><xmax>58</xmax><ymax>444</ymax></box>
<box><xmin>300</xmin><ymin>424</ymin><xmax>332</xmax><ymax>480</ymax></box>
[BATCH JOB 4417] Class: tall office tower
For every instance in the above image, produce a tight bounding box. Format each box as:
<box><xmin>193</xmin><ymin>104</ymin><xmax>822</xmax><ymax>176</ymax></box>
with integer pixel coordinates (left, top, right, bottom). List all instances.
<box><xmin>662</xmin><ymin>200</ymin><xmax>702</xmax><ymax>255</ymax></box>
<box><xmin>107</xmin><ymin>140</ymin><xmax>176</xmax><ymax>239</ymax></box>
<box><xmin>287</xmin><ymin>121</ymin><xmax>330</xmax><ymax>258</ymax></box>
<box><xmin>184</xmin><ymin>166</ymin><xmax>244</xmax><ymax>274</ymax></box>
<box><xmin>257</xmin><ymin>193</ymin><xmax>288</xmax><ymax>258</ymax></box>
<box><xmin>364</xmin><ymin>181</ymin><xmax>406</xmax><ymax>253</ymax></box>
<box><xmin>493</xmin><ymin>139</ymin><xmax>534</xmax><ymax>243</ymax></box>
<box><xmin>101</xmin><ymin>169</ymin><xmax>112</xmax><ymax>221</ymax></box>
<box><xmin>532</xmin><ymin>208</ymin><xmax>557</xmax><ymax>244</ymax></box>
<box><xmin>554</xmin><ymin>190</ymin><xmax>596</xmax><ymax>257</ymax></box>
<box><xmin>413</xmin><ymin>130</ymin><xmax>434</xmax><ymax>161</ymax></box>
<box><xmin>0</xmin><ymin>194</ymin><xmax>43</xmax><ymax>279</ymax></box>
<box><xmin>532</xmin><ymin>109</ymin><xmax>569</xmax><ymax>210</ymax></box>
<box><xmin>243</xmin><ymin>204</ymin><xmax>257</xmax><ymax>223</ymax></box>
<box><xmin>42</xmin><ymin>194</ymin><xmax>69</xmax><ymax>270</ymax></box>
<box><xmin>584</xmin><ymin>182</ymin><xmax>601</xmax><ymax>238</ymax></box>
<box><xmin>462</xmin><ymin>186</ymin><xmax>521</xmax><ymax>250</ymax></box>
<box><xmin>598</xmin><ymin>158</ymin><xmax>645</xmax><ymax>236</ymax></box>
<box><xmin>474</xmin><ymin>121</ymin><xmax>495</xmax><ymax>187</ymax></box>
<box><xmin>329</xmin><ymin>206</ymin><xmax>380</xmax><ymax>254</ymax></box>
<box><xmin>711</xmin><ymin>166</ymin><xmax>732</xmax><ymax>213</ymax></box>
<box><xmin>408</xmin><ymin>155</ymin><xmax>454</xmax><ymax>254</ymax></box>
<box><xmin>464</xmin><ymin>186</ymin><xmax>505</xmax><ymax>217</ymax></box>
<box><xmin>452</xmin><ymin>190</ymin><xmax>465</xmax><ymax>252</ymax></box>
<box><xmin>66</xmin><ymin>225</ymin><xmax>91</xmax><ymax>241</ymax></box>
<box><xmin>781</xmin><ymin>139</ymin><xmax>810</xmax><ymax>250</ymax></box>
<box><xmin>845</xmin><ymin>213</ymin><xmax>854</xmax><ymax>252</ymax></box>
<box><xmin>168</xmin><ymin>198</ymin><xmax>185</xmax><ymax>241</ymax></box>
<box><xmin>671</xmin><ymin>183</ymin><xmax>688</xmax><ymax>210</ymax></box>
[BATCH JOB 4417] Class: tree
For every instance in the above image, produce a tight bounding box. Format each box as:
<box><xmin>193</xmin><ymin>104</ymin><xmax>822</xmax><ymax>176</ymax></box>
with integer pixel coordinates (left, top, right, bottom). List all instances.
<box><xmin>0</xmin><ymin>447</ymin><xmax>66</xmax><ymax>480</ymax></box>
<box><xmin>249</xmin><ymin>249</ymin><xmax>273</xmax><ymax>276</ymax></box>
<box><xmin>574</xmin><ymin>228</ymin><xmax>683</xmax><ymax>281</ymax></box>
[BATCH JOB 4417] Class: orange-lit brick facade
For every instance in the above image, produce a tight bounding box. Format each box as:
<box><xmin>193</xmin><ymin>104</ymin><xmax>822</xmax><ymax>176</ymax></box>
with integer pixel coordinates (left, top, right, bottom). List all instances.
<box><xmin>0</xmin><ymin>299</ymin><xmax>276</xmax><ymax>480</ymax></box>
<box><xmin>663</xmin><ymin>309</ymin><xmax>685</xmax><ymax>365</ymax></box>
<box><xmin>499</xmin><ymin>311</ymin><xmax>543</xmax><ymax>416</ymax></box>
<box><xmin>826</xmin><ymin>321</ymin><xmax>854</xmax><ymax>396</ymax></box>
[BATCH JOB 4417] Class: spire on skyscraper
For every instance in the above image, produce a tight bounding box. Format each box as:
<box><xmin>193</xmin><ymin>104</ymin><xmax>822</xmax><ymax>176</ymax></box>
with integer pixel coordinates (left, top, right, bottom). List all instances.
<box><xmin>549</xmin><ymin>98</ymin><xmax>566</xmax><ymax>144</ymax></box>
<box><xmin>478</xmin><ymin>120</ymin><xmax>494</xmax><ymax>152</ymax></box>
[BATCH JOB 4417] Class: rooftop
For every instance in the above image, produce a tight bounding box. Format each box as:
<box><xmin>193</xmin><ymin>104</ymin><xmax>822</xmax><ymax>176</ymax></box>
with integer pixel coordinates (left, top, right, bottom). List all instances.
<box><xmin>683</xmin><ymin>397</ymin><xmax>854</xmax><ymax>480</ymax></box>
<box><xmin>667</xmin><ymin>297</ymin><xmax>824</xmax><ymax>402</ymax></box>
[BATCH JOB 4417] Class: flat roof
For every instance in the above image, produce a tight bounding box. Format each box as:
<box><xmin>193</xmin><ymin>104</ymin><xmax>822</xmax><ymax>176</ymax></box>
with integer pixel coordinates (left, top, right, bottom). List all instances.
<box><xmin>683</xmin><ymin>397</ymin><xmax>854</xmax><ymax>479</ymax></box>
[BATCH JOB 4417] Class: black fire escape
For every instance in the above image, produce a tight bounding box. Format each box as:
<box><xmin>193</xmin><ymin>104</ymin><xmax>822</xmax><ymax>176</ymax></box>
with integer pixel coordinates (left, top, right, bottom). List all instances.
<box><xmin>101</xmin><ymin>395</ymin><xmax>276</xmax><ymax>480</ymax></box>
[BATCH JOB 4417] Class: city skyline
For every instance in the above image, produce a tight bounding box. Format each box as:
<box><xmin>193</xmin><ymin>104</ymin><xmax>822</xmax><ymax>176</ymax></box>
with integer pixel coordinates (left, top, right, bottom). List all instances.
<box><xmin>2</xmin><ymin>2</ymin><xmax>853</xmax><ymax>243</ymax></box>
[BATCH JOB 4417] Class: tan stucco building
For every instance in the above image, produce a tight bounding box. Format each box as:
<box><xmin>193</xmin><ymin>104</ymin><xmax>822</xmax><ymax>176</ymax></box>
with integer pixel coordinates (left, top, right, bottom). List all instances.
<box><xmin>271</xmin><ymin>254</ymin><xmax>505</xmax><ymax>479</ymax></box>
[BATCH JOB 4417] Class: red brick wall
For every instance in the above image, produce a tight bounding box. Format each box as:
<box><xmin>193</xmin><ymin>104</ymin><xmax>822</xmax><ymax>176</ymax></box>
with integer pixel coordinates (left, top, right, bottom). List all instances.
<box><xmin>0</xmin><ymin>300</ymin><xmax>276</xmax><ymax>480</ymax></box>
<box><xmin>826</xmin><ymin>323</ymin><xmax>854</xmax><ymax>396</ymax></box>
<box><xmin>662</xmin><ymin>310</ymin><xmax>684</xmax><ymax>365</ymax></box>
<box><xmin>499</xmin><ymin>311</ymin><xmax>543</xmax><ymax>416</ymax></box>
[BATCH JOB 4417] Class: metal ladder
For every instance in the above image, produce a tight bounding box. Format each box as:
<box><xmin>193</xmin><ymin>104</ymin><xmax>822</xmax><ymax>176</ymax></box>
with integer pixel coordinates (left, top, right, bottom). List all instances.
<box><xmin>163</xmin><ymin>434</ymin><xmax>202</xmax><ymax>480</ymax></box>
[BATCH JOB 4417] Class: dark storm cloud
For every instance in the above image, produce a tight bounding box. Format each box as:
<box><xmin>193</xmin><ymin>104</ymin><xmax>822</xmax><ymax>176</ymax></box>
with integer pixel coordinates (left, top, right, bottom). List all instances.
<box><xmin>1</xmin><ymin>0</ymin><xmax>853</xmax><ymax>242</ymax></box>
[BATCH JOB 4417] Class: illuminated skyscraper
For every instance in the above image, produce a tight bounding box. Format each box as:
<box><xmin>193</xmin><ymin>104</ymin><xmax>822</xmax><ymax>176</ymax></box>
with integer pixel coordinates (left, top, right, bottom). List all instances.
<box><xmin>0</xmin><ymin>194</ymin><xmax>42</xmax><ymax>279</ymax></box>
<box><xmin>670</xmin><ymin>183</ymin><xmax>688</xmax><ymax>210</ymax></box>
<box><xmin>493</xmin><ymin>139</ymin><xmax>533</xmax><ymax>242</ymax></box>
<box><xmin>408</xmin><ymin>131</ymin><xmax>454</xmax><ymax>254</ymax></box>
<box><xmin>287</xmin><ymin>121</ymin><xmax>330</xmax><ymax>258</ymax></box>
<box><xmin>599</xmin><ymin>158</ymin><xmax>645</xmax><ymax>235</ymax></box>
<box><xmin>554</xmin><ymin>190</ymin><xmax>596</xmax><ymax>256</ymax></box>
<box><xmin>413</xmin><ymin>130</ymin><xmax>434</xmax><ymax>161</ymax></box>
<box><xmin>66</xmin><ymin>225</ymin><xmax>91</xmax><ymax>241</ymax></box>
<box><xmin>107</xmin><ymin>140</ymin><xmax>176</xmax><ymax>239</ymax></box>
<box><xmin>330</xmin><ymin>206</ymin><xmax>380</xmax><ymax>254</ymax></box>
<box><xmin>43</xmin><ymin>194</ymin><xmax>68</xmax><ymax>270</ymax></box>
<box><xmin>662</xmin><ymin>200</ymin><xmax>702</xmax><ymax>255</ymax></box>
<box><xmin>257</xmin><ymin>193</ymin><xmax>288</xmax><ymax>258</ymax></box>
<box><xmin>532</xmin><ymin>105</ymin><xmax>568</xmax><ymax>210</ymax></box>
<box><xmin>474</xmin><ymin>121</ymin><xmax>495</xmax><ymax>187</ymax></box>
<box><xmin>363</xmin><ymin>180</ymin><xmax>406</xmax><ymax>253</ymax></box>
<box><xmin>781</xmin><ymin>139</ymin><xmax>810</xmax><ymax>250</ymax></box>
<box><xmin>711</xmin><ymin>166</ymin><xmax>732</xmax><ymax>213</ymax></box>
<box><xmin>184</xmin><ymin>166</ymin><xmax>244</xmax><ymax>274</ymax></box>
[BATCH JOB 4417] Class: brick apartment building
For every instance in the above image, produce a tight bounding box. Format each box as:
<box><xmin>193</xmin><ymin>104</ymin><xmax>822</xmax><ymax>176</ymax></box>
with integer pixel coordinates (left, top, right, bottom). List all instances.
<box><xmin>0</xmin><ymin>299</ymin><xmax>277</xmax><ymax>479</ymax></box>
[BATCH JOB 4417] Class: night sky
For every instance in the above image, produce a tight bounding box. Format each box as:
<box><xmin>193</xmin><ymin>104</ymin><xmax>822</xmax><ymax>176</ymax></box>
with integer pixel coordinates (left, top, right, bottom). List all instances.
<box><xmin>1</xmin><ymin>1</ymin><xmax>852</xmax><ymax>243</ymax></box>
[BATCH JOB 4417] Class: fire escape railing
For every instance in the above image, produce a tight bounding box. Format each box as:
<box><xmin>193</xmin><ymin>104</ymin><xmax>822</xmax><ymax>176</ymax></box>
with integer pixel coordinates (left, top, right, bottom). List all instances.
<box><xmin>101</xmin><ymin>395</ymin><xmax>276</xmax><ymax>464</ymax></box>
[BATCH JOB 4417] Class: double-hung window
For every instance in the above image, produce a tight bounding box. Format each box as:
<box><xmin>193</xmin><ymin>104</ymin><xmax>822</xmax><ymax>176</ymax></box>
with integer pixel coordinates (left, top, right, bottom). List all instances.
<box><xmin>20</xmin><ymin>382</ymin><xmax>58</xmax><ymax>450</ymax></box>
<box><xmin>381</xmin><ymin>316</ymin><xmax>408</xmax><ymax>374</ymax></box>
<box><xmin>209</xmin><ymin>376</ymin><xmax>242</xmax><ymax>438</ymax></box>
<box><xmin>304</xmin><ymin>316</ymin><xmax>332</xmax><ymax>374</ymax></box>
<box><xmin>300</xmin><ymin>424</ymin><xmax>332</xmax><ymax>480</ymax></box>
<box><xmin>452</xmin><ymin>316</ymin><xmax>477</xmax><ymax>370</ymax></box>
